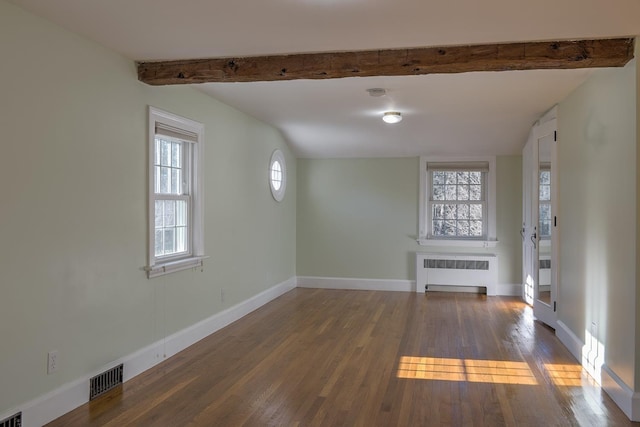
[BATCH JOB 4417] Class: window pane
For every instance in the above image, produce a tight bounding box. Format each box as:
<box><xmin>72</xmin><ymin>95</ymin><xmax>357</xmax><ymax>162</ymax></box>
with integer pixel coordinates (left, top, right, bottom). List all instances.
<box><xmin>272</xmin><ymin>161</ymin><xmax>281</xmax><ymax>174</ymax></box>
<box><xmin>457</xmin><ymin>220</ymin><xmax>470</xmax><ymax>236</ymax></box>
<box><xmin>443</xmin><ymin>220</ymin><xmax>456</xmax><ymax>236</ymax></box>
<box><xmin>540</xmin><ymin>221</ymin><xmax>551</xmax><ymax>237</ymax></box>
<box><xmin>176</xmin><ymin>227</ymin><xmax>186</xmax><ymax>253</ymax></box>
<box><xmin>164</xmin><ymin>200</ymin><xmax>175</xmax><ymax>227</ymax></box>
<box><xmin>155</xmin><ymin>200</ymin><xmax>163</xmax><ymax>227</ymax></box>
<box><xmin>171</xmin><ymin>142</ymin><xmax>181</xmax><ymax>168</ymax></box>
<box><xmin>171</xmin><ymin>169</ymin><xmax>179</xmax><ymax>194</ymax></box>
<box><xmin>540</xmin><ymin>184</ymin><xmax>550</xmax><ymax>201</ymax></box>
<box><xmin>155</xmin><ymin>139</ymin><xmax>161</xmax><ymax>165</ymax></box>
<box><xmin>160</xmin><ymin>167</ymin><xmax>169</xmax><ymax>193</ymax></box>
<box><xmin>176</xmin><ymin>200</ymin><xmax>187</xmax><ymax>226</ymax></box>
<box><xmin>163</xmin><ymin>229</ymin><xmax>174</xmax><ymax>253</ymax></box>
<box><xmin>271</xmin><ymin>161</ymin><xmax>282</xmax><ymax>191</ymax></box>
<box><xmin>433</xmin><ymin>185</ymin><xmax>445</xmax><ymax>201</ymax></box>
<box><xmin>470</xmin><ymin>204</ymin><xmax>482</xmax><ymax>220</ymax></box>
<box><xmin>469</xmin><ymin>172</ymin><xmax>482</xmax><ymax>184</ymax></box>
<box><xmin>433</xmin><ymin>171</ymin><xmax>445</xmax><ymax>185</ymax></box>
<box><xmin>432</xmin><ymin>204</ymin><xmax>444</xmax><ymax>219</ymax></box>
<box><xmin>155</xmin><ymin>230</ymin><xmax>163</xmax><ymax>256</ymax></box>
<box><xmin>444</xmin><ymin>204</ymin><xmax>456</xmax><ymax>219</ymax></box>
<box><xmin>432</xmin><ymin>220</ymin><xmax>444</xmax><ymax>236</ymax></box>
<box><xmin>469</xmin><ymin>185</ymin><xmax>481</xmax><ymax>200</ymax></box>
<box><xmin>445</xmin><ymin>185</ymin><xmax>456</xmax><ymax>199</ymax></box>
<box><xmin>540</xmin><ymin>204</ymin><xmax>551</xmax><ymax>221</ymax></box>
<box><xmin>457</xmin><ymin>204</ymin><xmax>469</xmax><ymax>219</ymax></box>
<box><xmin>457</xmin><ymin>172</ymin><xmax>469</xmax><ymax>184</ymax></box>
<box><xmin>445</xmin><ymin>172</ymin><xmax>457</xmax><ymax>185</ymax></box>
<box><xmin>540</xmin><ymin>171</ymin><xmax>550</xmax><ymax>185</ymax></box>
<box><xmin>154</xmin><ymin>166</ymin><xmax>161</xmax><ymax>193</ymax></box>
<box><xmin>458</xmin><ymin>184</ymin><xmax>469</xmax><ymax>200</ymax></box>
<box><xmin>161</xmin><ymin>140</ymin><xmax>171</xmax><ymax>166</ymax></box>
<box><xmin>470</xmin><ymin>220</ymin><xmax>483</xmax><ymax>236</ymax></box>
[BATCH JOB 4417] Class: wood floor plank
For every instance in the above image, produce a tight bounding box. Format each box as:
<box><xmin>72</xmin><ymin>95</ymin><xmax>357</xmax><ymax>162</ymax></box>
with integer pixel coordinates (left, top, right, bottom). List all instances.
<box><xmin>46</xmin><ymin>289</ymin><xmax>638</xmax><ymax>426</ymax></box>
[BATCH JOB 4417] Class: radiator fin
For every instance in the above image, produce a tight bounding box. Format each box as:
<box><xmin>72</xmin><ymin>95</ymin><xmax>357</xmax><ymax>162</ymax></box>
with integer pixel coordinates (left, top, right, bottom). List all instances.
<box><xmin>424</xmin><ymin>259</ymin><xmax>489</xmax><ymax>270</ymax></box>
<box><xmin>0</xmin><ymin>412</ymin><xmax>21</xmax><ymax>427</ymax></box>
<box><xmin>90</xmin><ymin>364</ymin><xmax>123</xmax><ymax>400</ymax></box>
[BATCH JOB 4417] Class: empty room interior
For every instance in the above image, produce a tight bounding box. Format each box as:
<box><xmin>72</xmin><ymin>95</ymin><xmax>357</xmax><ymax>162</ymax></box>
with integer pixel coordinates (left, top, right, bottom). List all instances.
<box><xmin>2</xmin><ymin>0</ymin><xmax>640</xmax><ymax>425</ymax></box>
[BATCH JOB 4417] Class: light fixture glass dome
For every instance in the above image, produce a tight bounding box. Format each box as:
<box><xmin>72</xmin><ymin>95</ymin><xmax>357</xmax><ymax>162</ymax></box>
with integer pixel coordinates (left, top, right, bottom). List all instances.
<box><xmin>382</xmin><ymin>111</ymin><xmax>402</xmax><ymax>124</ymax></box>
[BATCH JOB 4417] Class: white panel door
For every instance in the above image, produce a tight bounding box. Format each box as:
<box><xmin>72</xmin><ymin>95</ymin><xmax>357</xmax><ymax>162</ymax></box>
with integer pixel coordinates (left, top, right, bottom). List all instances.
<box><xmin>522</xmin><ymin>132</ymin><xmax>535</xmax><ymax>305</ymax></box>
<box><xmin>532</xmin><ymin>118</ymin><xmax>557</xmax><ymax>329</ymax></box>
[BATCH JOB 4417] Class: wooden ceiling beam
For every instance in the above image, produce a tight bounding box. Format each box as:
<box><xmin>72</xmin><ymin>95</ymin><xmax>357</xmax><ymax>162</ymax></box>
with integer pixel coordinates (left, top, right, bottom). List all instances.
<box><xmin>137</xmin><ymin>38</ymin><xmax>635</xmax><ymax>85</ymax></box>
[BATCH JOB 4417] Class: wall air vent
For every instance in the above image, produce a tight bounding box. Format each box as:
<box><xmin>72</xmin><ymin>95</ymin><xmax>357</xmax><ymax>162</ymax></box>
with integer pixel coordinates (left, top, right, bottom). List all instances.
<box><xmin>90</xmin><ymin>364</ymin><xmax>123</xmax><ymax>400</ymax></box>
<box><xmin>0</xmin><ymin>412</ymin><xmax>22</xmax><ymax>427</ymax></box>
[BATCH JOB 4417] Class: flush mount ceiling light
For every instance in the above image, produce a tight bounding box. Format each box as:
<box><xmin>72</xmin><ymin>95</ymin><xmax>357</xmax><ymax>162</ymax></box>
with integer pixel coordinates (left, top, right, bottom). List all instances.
<box><xmin>382</xmin><ymin>111</ymin><xmax>402</xmax><ymax>124</ymax></box>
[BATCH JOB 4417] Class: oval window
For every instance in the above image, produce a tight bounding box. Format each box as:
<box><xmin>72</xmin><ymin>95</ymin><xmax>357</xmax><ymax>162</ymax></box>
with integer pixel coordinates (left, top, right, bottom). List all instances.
<box><xmin>269</xmin><ymin>149</ymin><xmax>286</xmax><ymax>202</ymax></box>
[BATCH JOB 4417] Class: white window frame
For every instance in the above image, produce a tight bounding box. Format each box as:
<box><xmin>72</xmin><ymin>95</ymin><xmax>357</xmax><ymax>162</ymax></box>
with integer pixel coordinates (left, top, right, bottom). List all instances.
<box><xmin>269</xmin><ymin>149</ymin><xmax>287</xmax><ymax>202</ymax></box>
<box><xmin>418</xmin><ymin>156</ymin><xmax>497</xmax><ymax>248</ymax></box>
<box><xmin>146</xmin><ymin>107</ymin><xmax>206</xmax><ymax>278</ymax></box>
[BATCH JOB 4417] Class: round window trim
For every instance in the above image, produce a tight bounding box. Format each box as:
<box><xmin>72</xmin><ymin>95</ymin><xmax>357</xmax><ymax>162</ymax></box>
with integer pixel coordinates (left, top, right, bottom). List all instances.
<box><xmin>269</xmin><ymin>149</ymin><xmax>286</xmax><ymax>202</ymax></box>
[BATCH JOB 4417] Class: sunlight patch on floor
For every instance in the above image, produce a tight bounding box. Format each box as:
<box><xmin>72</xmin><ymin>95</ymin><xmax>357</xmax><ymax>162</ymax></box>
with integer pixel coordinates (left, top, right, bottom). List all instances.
<box><xmin>397</xmin><ymin>356</ymin><xmax>537</xmax><ymax>385</ymax></box>
<box><xmin>543</xmin><ymin>363</ymin><xmax>587</xmax><ymax>387</ymax></box>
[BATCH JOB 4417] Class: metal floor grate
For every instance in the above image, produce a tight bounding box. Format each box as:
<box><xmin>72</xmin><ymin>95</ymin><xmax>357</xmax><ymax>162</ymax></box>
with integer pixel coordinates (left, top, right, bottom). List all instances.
<box><xmin>0</xmin><ymin>412</ymin><xmax>21</xmax><ymax>427</ymax></box>
<box><xmin>90</xmin><ymin>364</ymin><xmax>123</xmax><ymax>400</ymax></box>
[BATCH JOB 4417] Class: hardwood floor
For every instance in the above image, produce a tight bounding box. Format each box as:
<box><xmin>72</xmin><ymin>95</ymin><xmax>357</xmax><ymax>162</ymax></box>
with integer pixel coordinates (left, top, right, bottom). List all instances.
<box><xmin>47</xmin><ymin>289</ymin><xmax>637</xmax><ymax>426</ymax></box>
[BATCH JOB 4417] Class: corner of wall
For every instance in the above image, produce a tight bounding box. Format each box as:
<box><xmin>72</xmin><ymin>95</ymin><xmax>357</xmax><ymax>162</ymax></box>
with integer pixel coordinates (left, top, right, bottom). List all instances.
<box><xmin>635</xmin><ymin>35</ymin><xmax>640</xmax><ymax>392</ymax></box>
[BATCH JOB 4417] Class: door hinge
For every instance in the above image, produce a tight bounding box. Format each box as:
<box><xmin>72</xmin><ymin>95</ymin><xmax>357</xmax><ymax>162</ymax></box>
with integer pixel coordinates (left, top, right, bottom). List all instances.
<box><xmin>554</xmin><ymin>301</ymin><xmax>557</xmax><ymax>312</ymax></box>
<box><xmin>554</xmin><ymin>130</ymin><xmax>557</xmax><ymax>141</ymax></box>
<box><xmin>554</xmin><ymin>216</ymin><xmax>557</xmax><ymax>227</ymax></box>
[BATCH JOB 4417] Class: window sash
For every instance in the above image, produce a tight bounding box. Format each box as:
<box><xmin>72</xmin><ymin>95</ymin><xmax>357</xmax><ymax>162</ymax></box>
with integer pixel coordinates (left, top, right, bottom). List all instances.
<box><xmin>427</xmin><ymin>169</ymin><xmax>487</xmax><ymax>239</ymax></box>
<box><xmin>154</xmin><ymin>195</ymin><xmax>191</xmax><ymax>259</ymax></box>
<box><xmin>154</xmin><ymin>137</ymin><xmax>189</xmax><ymax>196</ymax></box>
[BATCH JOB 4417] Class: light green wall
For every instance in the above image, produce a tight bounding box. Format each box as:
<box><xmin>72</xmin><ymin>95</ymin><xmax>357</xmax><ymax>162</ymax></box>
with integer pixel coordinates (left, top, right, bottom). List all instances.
<box><xmin>496</xmin><ymin>156</ymin><xmax>523</xmax><ymax>286</ymax></box>
<box><xmin>558</xmin><ymin>58</ymin><xmax>637</xmax><ymax>388</ymax></box>
<box><xmin>296</xmin><ymin>156</ymin><xmax>522</xmax><ymax>286</ymax></box>
<box><xmin>296</xmin><ymin>158</ymin><xmax>419</xmax><ymax>280</ymax></box>
<box><xmin>0</xmin><ymin>0</ymin><xmax>295</xmax><ymax>414</ymax></box>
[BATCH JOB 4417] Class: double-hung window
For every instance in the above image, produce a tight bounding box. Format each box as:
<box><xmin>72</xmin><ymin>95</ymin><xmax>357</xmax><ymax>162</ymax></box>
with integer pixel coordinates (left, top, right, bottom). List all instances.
<box><xmin>146</xmin><ymin>107</ymin><xmax>205</xmax><ymax>278</ymax></box>
<box><xmin>418</xmin><ymin>157</ymin><xmax>497</xmax><ymax>246</ymax></box>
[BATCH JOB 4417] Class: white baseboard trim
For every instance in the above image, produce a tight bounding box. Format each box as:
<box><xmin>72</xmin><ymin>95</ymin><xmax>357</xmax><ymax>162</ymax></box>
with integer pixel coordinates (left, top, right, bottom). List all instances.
<box><xmin>297</xmin><ymin>276</ymin><xmax>415</xmax><ymax>292</ymax></box>
<box><xmin>556</xmin><ymin>320</ymin><xmax>639</xmax><ymax>422</ymax></box>
<box><xmin>297</xmin><ymin>276</ymin><xmax>520</xmax><ymax>296</ymax></box>
<box><xmin>495</xmin><ymin>283</ymin><xmax>522</xmax><ymax>296</ymax></box>
<box><xmin>602</xmin><ymin>364</ymin><xmax>640</xmax><ymax>421</ymax></box>
<box><xmin>4</xmin><ymin>277</ymin><xmax>297</xmax><ymax>427</ymax></box>
<box><xmin>556</xmin><ymin>320</ymin><xmax>584</xmax><ymax>364</ymax></box>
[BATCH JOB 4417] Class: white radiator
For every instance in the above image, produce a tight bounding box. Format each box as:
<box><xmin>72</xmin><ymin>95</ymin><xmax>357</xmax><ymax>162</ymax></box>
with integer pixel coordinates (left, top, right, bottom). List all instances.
<box><xmin>416</xmin><ymin>252</ymin><xmax>498</xmax><ymax>296</ymax></box>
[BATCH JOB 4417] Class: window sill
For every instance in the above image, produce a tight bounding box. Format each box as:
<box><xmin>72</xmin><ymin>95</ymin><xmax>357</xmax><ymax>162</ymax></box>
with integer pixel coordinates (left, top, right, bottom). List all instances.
<box><xmin>417</xmin><ymin>238</ymin><xmax>498</xmax><ymax>248</ymax></box>
<box><xmin>145</xmin><ymin>256</ymin><xmax>209</xmax><ymax>279</ymax></box>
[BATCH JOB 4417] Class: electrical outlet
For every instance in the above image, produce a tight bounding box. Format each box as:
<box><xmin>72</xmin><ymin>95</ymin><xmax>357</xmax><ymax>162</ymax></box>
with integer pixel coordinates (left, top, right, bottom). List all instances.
<box><xmin>48</xmin><ymin>350</ymin><xmax>59</xmax><ymax>374</ymax></box>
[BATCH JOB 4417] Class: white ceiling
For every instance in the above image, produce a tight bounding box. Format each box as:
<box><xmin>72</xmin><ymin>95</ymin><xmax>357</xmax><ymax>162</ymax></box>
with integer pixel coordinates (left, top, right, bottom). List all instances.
<box><xmin>9</xmin><ymin>0</ymin><xmax>640</xmax><ymax>158</ymax></box>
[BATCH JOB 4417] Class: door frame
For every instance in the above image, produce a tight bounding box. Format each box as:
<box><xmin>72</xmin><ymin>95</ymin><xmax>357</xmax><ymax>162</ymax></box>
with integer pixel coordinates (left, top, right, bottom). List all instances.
<box><xmin>522</xmin><ymin>107</ymin><xmax>558</xmax><ymax>329</ymax></box>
